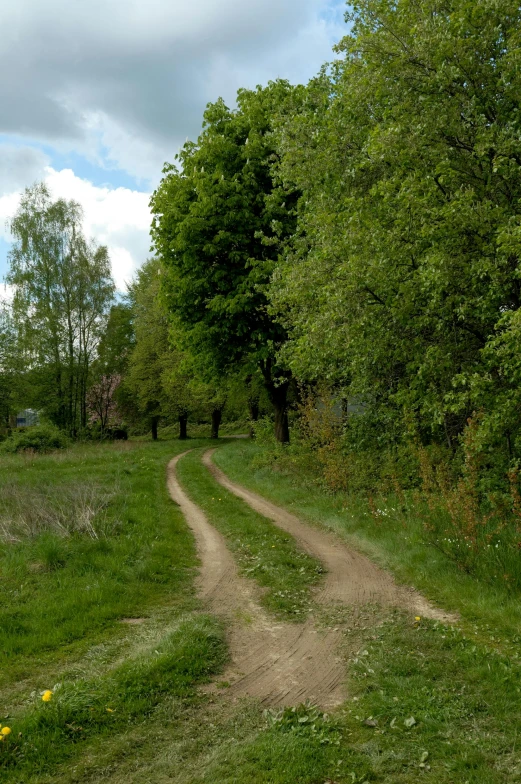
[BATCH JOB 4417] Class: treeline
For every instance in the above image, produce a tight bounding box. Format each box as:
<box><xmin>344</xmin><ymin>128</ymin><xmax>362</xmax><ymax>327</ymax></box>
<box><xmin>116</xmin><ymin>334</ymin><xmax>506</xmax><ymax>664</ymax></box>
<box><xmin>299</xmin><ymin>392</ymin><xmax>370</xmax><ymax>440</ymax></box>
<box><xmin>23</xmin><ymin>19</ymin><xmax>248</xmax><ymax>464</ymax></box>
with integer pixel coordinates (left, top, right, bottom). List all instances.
<box><xmin>2</xmin><ymin>0</ymin><xmax>521</xmax><ymax>500</ymax></box>
<box><xmin>0</xmin><ymin>188</ymin><xmax>258</xmax><ymax>441</ymax></box>
<box><xmin>151</xmin><ymin>0</ymin><xmax>521</xmax><ymax>484</ymax></box>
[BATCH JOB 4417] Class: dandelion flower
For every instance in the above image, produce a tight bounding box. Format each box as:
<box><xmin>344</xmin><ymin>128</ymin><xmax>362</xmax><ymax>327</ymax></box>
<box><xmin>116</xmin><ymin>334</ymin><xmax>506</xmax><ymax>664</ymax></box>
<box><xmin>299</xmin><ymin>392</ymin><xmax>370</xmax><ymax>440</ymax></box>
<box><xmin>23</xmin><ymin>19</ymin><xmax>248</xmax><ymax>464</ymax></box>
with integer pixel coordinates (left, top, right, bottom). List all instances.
<box><xmin>1</xmin><ymin>727</ymin><xmax>11</xmax><ymax>736</ymax></box>
<box><xmin>42</xmin><ymin>690</ymin><xmax>53</xmax><ymax>702</ymax></box>
<box><xmin>415</xmin><ymin>616</ymin><xmax>421</xmax><ymax>622</ymax></box>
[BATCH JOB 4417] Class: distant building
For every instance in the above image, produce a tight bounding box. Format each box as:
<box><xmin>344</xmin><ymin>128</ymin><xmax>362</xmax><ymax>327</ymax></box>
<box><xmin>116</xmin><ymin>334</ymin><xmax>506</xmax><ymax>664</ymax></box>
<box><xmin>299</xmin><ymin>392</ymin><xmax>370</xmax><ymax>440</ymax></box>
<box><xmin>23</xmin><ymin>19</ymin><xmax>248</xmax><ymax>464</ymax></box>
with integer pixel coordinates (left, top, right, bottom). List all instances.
<box><xmin>16</xmin><ymin>409</ymin><xmax>39</xmax><ymax>427</ymax></box>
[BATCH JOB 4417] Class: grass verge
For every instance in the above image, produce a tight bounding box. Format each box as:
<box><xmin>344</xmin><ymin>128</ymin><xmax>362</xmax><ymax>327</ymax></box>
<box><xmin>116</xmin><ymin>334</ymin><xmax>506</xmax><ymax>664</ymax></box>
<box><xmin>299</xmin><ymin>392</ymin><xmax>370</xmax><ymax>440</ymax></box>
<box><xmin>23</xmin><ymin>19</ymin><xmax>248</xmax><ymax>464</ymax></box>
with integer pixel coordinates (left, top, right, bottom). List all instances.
<box><xmin>22</xmin><ymin>611</ymin><xmax>521</xmax><ymax>783</ymax></box>
<box><xmin>1</xmin><ymin>440</ymin><xmax>215</xmax><ymax>677</ymax></box>
<box><xmin>1</xmin><ymin>615</ymin><xmax>226</xmax><ymax>781</ymax></box>
<box><xmin>175</xmin><ymin>447</ymin><xmax>323</xmax><ymax>620</ymax></box>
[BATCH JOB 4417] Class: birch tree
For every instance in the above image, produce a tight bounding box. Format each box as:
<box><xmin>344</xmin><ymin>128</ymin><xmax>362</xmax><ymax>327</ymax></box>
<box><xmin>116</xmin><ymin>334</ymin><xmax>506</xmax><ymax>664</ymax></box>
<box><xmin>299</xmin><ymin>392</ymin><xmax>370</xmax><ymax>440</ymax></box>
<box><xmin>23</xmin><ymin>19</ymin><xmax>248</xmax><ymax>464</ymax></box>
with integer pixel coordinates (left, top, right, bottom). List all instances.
<box><xmin>6</xmin><ymin>182</ymin><xmax>115</xmax><ymax>434</ymax></box>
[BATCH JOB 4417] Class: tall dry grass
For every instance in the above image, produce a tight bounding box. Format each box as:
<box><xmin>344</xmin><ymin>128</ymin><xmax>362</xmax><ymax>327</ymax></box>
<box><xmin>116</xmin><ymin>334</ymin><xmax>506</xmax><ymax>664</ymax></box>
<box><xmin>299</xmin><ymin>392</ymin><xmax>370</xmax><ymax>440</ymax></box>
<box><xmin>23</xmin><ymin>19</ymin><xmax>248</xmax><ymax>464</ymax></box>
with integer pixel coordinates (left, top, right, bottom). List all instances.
<box><xmin>0</xmin><ymin>482</ymin><xmax>118</xmax><ymax>543</ymax></box>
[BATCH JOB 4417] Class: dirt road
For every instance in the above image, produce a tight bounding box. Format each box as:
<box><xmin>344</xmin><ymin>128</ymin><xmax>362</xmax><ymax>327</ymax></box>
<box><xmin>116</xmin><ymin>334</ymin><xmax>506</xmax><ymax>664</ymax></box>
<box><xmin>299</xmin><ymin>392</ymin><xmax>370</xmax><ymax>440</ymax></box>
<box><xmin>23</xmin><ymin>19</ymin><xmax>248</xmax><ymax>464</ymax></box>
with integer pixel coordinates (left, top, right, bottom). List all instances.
<box><xmin>167</xmin><ymin>448</ymin><xmax>452</xmax><ymax>709</ymax></box>
<box><xmin>167</xmin><ymin>452</ymin><xmax>346</xmax><ymax>708</ymax></box>
<box><xmin>204</xmin><ymin>449</ymin><xmax>453</xmax><ymax>622</ymax></box>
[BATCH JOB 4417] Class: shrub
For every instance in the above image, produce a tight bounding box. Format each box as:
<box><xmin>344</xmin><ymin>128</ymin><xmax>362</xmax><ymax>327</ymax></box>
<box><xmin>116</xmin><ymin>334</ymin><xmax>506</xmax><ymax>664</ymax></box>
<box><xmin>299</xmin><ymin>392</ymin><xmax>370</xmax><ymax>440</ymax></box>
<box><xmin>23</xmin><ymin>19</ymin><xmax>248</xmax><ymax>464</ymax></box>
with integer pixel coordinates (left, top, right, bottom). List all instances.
<box><xmin>0</xmin><ymin>424</ymin><xmax>69</xmax><ymax>454</ymax></box>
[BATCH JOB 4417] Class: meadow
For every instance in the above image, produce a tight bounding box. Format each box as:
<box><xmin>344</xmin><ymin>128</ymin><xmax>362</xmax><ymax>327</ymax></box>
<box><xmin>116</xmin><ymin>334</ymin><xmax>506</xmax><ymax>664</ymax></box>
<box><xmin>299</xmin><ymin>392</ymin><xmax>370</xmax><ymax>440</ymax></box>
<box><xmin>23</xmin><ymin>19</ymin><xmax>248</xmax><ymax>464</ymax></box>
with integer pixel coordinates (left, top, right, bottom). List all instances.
<box><xmin>1</xmin><ymin>436</ymin><xmax>520</xmax><ymax>782</ymax></box>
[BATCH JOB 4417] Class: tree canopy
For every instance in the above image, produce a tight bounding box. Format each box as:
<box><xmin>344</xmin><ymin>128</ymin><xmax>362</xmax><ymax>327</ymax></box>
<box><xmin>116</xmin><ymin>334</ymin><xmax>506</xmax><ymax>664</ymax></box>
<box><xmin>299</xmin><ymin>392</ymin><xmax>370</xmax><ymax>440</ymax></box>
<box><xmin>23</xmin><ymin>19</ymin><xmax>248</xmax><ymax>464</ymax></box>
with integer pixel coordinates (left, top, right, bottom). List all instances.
<box><xmin>269</xmin><ymin>0</ymin><xmax>521</xmax><ymax>473</ymax></box>
<box><xmin>150</xmin><ymin>81</ymin><xmax>300</xmax><ymax>441</ymax></box>
<box><xmin>5</xmin><ymin>183</ymin><xmax>115</xmax><ymax>434</ymax></box>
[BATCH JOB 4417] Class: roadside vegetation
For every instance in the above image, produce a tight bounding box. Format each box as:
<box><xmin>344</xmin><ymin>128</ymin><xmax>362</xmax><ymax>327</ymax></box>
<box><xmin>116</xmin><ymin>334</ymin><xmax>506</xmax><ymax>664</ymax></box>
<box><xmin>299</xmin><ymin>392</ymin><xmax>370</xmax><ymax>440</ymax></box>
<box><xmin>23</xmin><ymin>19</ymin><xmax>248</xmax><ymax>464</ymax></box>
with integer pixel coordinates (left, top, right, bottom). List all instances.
<box><xmin>2</xmin><ymin>437</ymin><xmax>519</xmax><ymax>783</ymax></box>
<box><xmin>0</xmin><ymin>438</ymin><xmax>224</xmax><ymax>775</ymax></box>
<box><xmin>215</xmin><ymin>439</ymin><xmax>521</xmax><ymax>642</ymax></box>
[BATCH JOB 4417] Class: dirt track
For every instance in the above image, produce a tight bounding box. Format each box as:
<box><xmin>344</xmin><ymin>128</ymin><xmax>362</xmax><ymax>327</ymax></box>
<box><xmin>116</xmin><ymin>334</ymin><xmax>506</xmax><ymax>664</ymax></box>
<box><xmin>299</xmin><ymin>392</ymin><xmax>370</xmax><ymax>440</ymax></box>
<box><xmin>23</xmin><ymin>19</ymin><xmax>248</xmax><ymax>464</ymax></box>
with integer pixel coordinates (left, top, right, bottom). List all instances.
<box><xmin>167</xmin><ymin>448</ymin><xmax>453</xmax><ymax>709</ymax></box>
<box><xmin>204</xmin><ymin>449</ymin><xmax>453</xmax><ymax>623</ymax></box>
<box><xmin>167</xmin><ymin>452</ymin><xmax>346</xmax><ymax>708</ymax></box>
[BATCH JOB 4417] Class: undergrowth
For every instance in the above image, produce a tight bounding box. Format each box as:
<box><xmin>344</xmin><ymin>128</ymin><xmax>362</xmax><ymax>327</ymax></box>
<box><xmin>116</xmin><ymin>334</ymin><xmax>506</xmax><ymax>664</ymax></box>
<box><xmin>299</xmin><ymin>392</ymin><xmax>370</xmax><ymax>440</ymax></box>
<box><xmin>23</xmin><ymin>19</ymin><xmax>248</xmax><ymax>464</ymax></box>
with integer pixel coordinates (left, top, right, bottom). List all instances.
<box><xmin>251</xmin><ymin>399</ymin><xmax>521</xmax><ymax>595</ymax></box>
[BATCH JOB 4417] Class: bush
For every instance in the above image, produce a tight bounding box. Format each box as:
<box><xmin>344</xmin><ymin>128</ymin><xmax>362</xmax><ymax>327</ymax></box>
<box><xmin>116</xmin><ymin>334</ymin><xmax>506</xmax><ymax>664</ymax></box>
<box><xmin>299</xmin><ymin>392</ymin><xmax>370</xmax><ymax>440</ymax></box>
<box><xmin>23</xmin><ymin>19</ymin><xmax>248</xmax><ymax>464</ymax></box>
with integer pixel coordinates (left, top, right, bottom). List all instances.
<box><xmin>0</xmin><ymin>424</ymin><xmax>70</xmax><ymax>454</ymax></box>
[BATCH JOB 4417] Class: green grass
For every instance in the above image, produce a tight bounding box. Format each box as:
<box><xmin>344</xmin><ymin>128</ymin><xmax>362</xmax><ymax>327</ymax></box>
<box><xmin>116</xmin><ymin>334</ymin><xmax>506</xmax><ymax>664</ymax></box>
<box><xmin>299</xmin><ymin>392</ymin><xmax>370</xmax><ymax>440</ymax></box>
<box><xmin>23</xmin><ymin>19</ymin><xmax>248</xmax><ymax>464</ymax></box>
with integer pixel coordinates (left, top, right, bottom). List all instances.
<box><xmin>0</xmin><ymin>439</ymin><xmax>218</xmax><ymax>721</ymax></box>
<box><xmin>341</xmin><ymin>610</ymin><xmax>521</xmax><ymax>782</ymax></box>
<box><xmin>22</xmin><ymin>613</ymin><xmax>521</xmax><ymax>783</ymax></box>
<box><xmin>3</xmin><ymin>436</ymin><xmax>520</xmax><ymax>782</ymax></box>
<box><xmin>175</xmin><ymin>447</ymin><xmax>323</xmax><ymax>620</ymax></box>
<box><xmin>214</xmin><ymin>440</ymin><xmax>521</xmax><ymax>645</ymax></box>
<box><xmin>1</xmin><ymin>615</ymin><xmax>227</xmax><ymax>781</ymax></box>
<box><xmin>0</xmin><ymin>440</ymin><xmax>218</xmax><ymax>689</ymax></box>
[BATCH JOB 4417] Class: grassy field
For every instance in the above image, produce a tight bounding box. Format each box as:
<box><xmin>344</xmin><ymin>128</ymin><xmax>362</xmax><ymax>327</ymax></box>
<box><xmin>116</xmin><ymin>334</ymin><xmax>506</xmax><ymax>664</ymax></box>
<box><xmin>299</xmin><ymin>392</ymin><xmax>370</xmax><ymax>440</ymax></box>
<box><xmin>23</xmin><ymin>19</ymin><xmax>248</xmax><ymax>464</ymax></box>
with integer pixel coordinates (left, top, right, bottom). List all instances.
<box><xmin>1</xmin><ymin>436</ymin><xmax>520</xmax><ymax>782</ymax></box>
<box><xmin>0</xmin><ymin>438</ymin><xmax>228</xmax><ymax>781</ymax></box>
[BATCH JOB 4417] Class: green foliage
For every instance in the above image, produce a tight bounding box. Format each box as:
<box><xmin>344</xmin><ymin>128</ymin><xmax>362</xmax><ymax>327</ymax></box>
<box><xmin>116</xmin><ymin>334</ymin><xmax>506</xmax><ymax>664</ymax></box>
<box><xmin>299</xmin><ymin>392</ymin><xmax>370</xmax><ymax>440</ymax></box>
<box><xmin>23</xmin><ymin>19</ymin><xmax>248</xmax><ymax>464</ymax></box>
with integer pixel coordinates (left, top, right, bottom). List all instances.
<box><xmin>151</xmin><ymin>82</ymin><xmax>301</xmax><ymax>441</ymax></box>
<box><xmin>271</xmin><ymin>0</ymin><xmax>521</xmax><ymax>477</ymax></box>
<box><xmin>0</xmin><ymin>424</ymin><xmax>70</xmax><ymax>454</ymax></box>
<box><xmin>151</xmin><ymin>82</ymin><xmax>297</xmax><ymax>375</ymax></box>
<box><xmin>123</xmin><ymin>258</ymin><xmax>195</xmax><ymax>436</ymax></box>
<box><xmin>6</xmin><ymin>182</ymin><xmax>115</xmax><ymax>435</ymax></box>
<box><xmin>265</xmin><ymin>702</ymin><xmax>342</xmax><ymax>746</ymax></box>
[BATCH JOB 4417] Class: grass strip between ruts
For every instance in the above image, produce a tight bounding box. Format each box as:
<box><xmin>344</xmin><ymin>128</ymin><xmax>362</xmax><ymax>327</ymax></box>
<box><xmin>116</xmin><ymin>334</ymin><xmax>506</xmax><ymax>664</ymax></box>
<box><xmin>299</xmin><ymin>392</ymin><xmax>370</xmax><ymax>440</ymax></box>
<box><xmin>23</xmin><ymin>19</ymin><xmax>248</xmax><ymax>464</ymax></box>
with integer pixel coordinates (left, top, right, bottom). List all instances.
<box><xmin>175</xmin><ymin>447</ymin><xmax>324</xmax><ymax>620</ymax></box>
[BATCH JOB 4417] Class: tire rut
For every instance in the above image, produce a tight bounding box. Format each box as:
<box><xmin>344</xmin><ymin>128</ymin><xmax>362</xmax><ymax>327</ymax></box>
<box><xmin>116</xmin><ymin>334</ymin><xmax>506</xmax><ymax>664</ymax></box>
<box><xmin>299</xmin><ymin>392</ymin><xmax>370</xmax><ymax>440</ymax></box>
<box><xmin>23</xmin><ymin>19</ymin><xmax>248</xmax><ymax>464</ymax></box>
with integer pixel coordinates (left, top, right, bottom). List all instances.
<box><xmin>167</xmin><ymin>452</ymin><xmax>346</xmax><ymax>709</ymax></box>
<box><xmin>204</xmin><ymin>449</ymin><xmax>455</xmax><ymax>623</ymax></box>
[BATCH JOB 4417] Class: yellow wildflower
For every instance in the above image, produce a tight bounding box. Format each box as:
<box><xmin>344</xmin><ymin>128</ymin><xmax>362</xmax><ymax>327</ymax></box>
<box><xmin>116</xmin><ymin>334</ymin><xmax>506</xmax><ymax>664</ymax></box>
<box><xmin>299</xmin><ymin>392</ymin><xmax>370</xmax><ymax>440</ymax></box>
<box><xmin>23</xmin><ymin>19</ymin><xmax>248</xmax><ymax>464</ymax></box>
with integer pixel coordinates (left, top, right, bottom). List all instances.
<box><xmin>42</xmin><ymin>690</ymin><xmax>53</xmax><ymax>702</ymax></box>
<box><xmin>106</xmin><ymin>708</ymin><xmax>114</xmax><ymax>713</ymax></box>
<box><xmin>1</xmin><ymin>727</ymin><xmax>11</xmax><ymax>736</ymax></box>
<box><xmin>415</xmin><ymin>616</ymin><xmax>421</xmax><ymax>622</ymax></box>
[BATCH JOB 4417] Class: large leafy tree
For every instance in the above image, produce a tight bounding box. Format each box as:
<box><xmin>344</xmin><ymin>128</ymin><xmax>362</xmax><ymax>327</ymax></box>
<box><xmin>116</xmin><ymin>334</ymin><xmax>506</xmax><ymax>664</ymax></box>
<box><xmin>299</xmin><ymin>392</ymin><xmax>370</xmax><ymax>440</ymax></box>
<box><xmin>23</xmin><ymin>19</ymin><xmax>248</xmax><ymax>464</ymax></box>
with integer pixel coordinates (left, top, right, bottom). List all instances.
<box><xmin>150</xmin><ymin>81</ymin><xmax>299</xmax><ymax>442</ymax></box>
<box><xmin>272</xmin><ymin>0</ymin><xmax>521</xmax><ymax>469</ymax></box>
<box><xmin>0</xmin><ymin>304</ymin><xmax>18</xmax><ymax>430</ymax></box>
<box><xmin>6</xmin><ymin>183</ymin><xmax>115</xmax><ymax>434</ymax></box>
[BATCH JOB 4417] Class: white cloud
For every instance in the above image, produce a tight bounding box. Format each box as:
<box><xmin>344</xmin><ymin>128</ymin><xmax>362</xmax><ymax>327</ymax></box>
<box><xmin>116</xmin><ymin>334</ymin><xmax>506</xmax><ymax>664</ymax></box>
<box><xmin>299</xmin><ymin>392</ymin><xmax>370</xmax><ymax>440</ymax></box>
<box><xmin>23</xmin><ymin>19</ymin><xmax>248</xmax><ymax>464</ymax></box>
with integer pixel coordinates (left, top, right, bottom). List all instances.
<box><xmin>0</xmin><ymin>0</ymin><xmax>346</xmax><ymax>183</ymax></box>
<box><xmin>0</xmin><ymin>169</ymin><xmax>151</xmax><ymax>291</ymax></box>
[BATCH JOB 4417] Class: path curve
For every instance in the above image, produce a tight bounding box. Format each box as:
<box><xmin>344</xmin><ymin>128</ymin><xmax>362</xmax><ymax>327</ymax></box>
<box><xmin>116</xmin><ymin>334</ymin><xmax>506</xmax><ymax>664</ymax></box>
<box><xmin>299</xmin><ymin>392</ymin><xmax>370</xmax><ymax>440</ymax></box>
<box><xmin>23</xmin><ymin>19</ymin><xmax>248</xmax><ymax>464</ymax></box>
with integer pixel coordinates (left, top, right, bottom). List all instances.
<box><xmin>204</xmin><ymin>449</ymin><xmax>454</xmax><ymax>622</ymax></box>
<box><xmin>167</xmin><ymin>452</ymin><xmax>346</xmax><ymax>708</ymax></box>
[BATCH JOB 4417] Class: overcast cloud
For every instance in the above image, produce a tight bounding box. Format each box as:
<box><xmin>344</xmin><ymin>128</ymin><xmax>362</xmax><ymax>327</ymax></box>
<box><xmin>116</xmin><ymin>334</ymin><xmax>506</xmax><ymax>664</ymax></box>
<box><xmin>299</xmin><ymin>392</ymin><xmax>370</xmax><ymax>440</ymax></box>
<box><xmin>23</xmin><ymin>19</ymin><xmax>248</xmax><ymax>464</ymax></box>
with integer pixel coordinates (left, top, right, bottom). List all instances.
<box><xmin>0</xmin><ymin>0</ymin><xmax>346</xmax><ymax>288</ymax></box>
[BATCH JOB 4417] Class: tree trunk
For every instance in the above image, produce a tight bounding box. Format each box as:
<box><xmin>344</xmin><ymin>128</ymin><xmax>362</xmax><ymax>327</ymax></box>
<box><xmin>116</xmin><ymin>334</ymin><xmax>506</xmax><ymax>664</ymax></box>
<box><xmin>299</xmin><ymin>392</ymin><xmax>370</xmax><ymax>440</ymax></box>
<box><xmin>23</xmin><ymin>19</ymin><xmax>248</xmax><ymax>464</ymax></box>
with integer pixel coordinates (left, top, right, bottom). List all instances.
<box><xmin>248</xmin><ymin>400</ymin><xmax>259</xmax><ymax>438</ymax></box>
<box><xmin>259</xmin><ymin>359</ymin><xmax>291</xmax><ymax>444</ymax></box>
<box><xmin>211</xmin><ymin>408</ymin><xmax>222</xmax><ymax>439</ymax></box>
<box><xmin>274</xmin><ymin>403</ymin><xmax>290</xmax><ymax>444</ymax></box>
<box><xmin>179</xmin><ymin>413</ymin><xmax>188</xmax><ymax>440</ymax></box>
<box><xmin>151</xmin><ymin>416</ymin><xmax>159</xmax><ymax>441</ymax></box>
<box><xmin>269</xmin><ymin>382</ymin><xmax>290</xmax><ymax>444</ymax></box>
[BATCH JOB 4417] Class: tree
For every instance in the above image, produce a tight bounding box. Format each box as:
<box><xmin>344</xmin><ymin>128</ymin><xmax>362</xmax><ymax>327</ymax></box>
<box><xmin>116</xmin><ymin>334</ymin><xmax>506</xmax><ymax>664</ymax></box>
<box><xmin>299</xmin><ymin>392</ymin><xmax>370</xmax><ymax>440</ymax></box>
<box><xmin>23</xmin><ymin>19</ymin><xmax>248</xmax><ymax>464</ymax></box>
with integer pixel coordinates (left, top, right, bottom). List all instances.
<box><xmin>88</xmin><ymin>303</ymin><xmax>134</xmax><ymax>433</ymax></box>
<box><xmin>0</xmin><ymin>304</ymin><xmax>17</xmax><ymax>431</ymax></box>
<box><xmin>150</xmin><ymin>81</ymin><xmax>299</xmax><ymax>442</ymax></box>
<box><xmin>124</xmin><ymin>258</ymin><xmax>195</xmax><ymax>440</ymax></box>
<box><xmin>6</xmin><ymin>182</ymin><xmax>115</xmax><ymax>434</ymax></box>
<box><xmin>270</xmin><ymin>0</ymin><xmax>521</xmax><ymax>473</ymax></box>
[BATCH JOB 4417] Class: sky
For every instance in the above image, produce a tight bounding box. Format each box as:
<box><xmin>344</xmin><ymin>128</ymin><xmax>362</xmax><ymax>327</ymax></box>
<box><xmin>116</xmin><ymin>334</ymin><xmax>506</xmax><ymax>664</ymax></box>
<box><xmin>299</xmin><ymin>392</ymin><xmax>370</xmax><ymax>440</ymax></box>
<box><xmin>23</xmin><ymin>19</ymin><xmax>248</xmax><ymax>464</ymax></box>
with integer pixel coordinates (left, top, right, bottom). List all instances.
<box><xmin>0</xmin><ymin>0</ymin><xmax>347</xmax><ymax>295</ymax></box>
